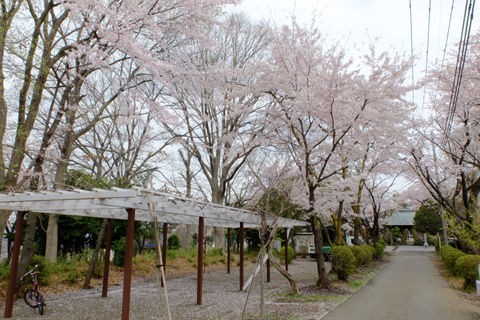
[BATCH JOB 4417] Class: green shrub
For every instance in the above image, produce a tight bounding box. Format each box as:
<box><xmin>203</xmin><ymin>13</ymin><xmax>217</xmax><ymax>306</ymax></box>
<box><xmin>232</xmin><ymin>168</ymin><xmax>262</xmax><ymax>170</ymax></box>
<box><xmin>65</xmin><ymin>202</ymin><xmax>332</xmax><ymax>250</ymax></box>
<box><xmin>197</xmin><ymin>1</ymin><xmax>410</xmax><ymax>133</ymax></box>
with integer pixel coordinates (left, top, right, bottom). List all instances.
<box><xmin>276</xmin><ymin>246</ymin><xmax>295</xmax><ymax>263</ymax></box>
<box><xmin>112</xmin><ymin>237</ymin><xmax>138</xmax><ymax>267</ymax></box>
<box><xmin>453</xmin><ymin>254</ymin><xmax>480</xmax><ymax>289</ymax></box>
<box><xmin>167</xmin><ymin>234</ymin><xmax>181</xmax><ymax>250</ymax></box>
<box><xmin>441</xmin><ymin>246</ymin><xmax>466</xmax><ymax>272</ymax></box>
<box><xmin>364</xmin><ymin>245</ymin><xmax>375</xmax><ymax>262</ymax></box>
<box><xmin>349</xmin><ymin>246</ymin><xmax>364</xmax><ymax>266</ymax></box>
<box><xmin>374</xmin><ymin>242</ymin><xmax>385</xmax><ymax>259</ymax></box>
<box><xmin>0</xmin><ymin>259</ymin><xmax>10</xmax><ymax>281</ymax></box>
<box><xmin>350</xmin><ymin>245</ymin><xmax>373</xmax><ymax>266</ymax></box>
<box><xmin>208</xmin><ymin>247</ymin><xmax>224</xmax><ymax>256</ymax></box>
<box><xmin>330</xmin><ymin>246</ymin><xmax>356</xmax><ymax>281</ymax></box>
<box><xmin>62</xmin><ymin>269</ymin><xmax>82</xmax><ymax>284</ymax></box>
<box><xmin>166</xmin><ymin>247</ymin><xmax>197</xmax><ymax>259</ymax></box>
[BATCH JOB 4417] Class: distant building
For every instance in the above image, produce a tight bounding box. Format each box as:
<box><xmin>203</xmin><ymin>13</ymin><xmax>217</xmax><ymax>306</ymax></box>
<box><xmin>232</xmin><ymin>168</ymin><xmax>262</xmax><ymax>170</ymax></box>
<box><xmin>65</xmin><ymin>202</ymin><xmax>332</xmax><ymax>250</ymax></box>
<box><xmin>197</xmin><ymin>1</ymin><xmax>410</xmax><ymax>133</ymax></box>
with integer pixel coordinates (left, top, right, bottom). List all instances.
<box><xmin>385</xmin><ymin>209</ymin><xmax>416</xmax><ymax>244</ymax></box>
<box><xmin>385</xmin><ymin>209</ymin><xmax>416</xmax><ymax>229</ymax></box>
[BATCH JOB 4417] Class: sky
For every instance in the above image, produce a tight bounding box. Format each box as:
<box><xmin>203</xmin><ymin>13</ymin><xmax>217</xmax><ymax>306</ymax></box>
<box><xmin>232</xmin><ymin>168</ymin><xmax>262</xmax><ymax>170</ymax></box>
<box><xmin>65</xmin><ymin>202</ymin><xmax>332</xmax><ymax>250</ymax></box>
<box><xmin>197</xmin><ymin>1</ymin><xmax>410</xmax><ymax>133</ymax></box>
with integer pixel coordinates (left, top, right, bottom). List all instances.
<box><xmin>232</xmin><ymin>0</ymin><xmax>480</xmax><ymax>102</ymax></box>
<box><xmin>229</xmin><ymin>0</ymin><xmax>480</xmax><ymax>193</ymax></box>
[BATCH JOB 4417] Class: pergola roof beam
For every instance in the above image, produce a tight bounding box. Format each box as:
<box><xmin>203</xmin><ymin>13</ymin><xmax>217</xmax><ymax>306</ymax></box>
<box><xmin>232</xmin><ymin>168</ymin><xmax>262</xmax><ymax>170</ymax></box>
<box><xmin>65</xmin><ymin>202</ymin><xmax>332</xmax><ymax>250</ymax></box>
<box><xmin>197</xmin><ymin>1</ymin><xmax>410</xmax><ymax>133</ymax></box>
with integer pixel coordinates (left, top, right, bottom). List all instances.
<box><xmin>0</xmin><ymin>188</ymin><xmax>308</xmax><ymax>228</ymax></box>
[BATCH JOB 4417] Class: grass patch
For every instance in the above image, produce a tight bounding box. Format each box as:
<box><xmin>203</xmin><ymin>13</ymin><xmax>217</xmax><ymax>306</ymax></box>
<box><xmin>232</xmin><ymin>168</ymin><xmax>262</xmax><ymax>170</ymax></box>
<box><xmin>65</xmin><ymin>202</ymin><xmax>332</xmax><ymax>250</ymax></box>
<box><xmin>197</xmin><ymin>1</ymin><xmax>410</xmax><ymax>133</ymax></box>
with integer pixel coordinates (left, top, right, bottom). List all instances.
<box><xmin>282</xmin><ymin>294</ymin><xmax>340</xmax><ymax>303</ymax></box>
<box><xmin>349</xmin><ymin>280</ymin><xmax>364</xmax><ymax>289</ymax></box>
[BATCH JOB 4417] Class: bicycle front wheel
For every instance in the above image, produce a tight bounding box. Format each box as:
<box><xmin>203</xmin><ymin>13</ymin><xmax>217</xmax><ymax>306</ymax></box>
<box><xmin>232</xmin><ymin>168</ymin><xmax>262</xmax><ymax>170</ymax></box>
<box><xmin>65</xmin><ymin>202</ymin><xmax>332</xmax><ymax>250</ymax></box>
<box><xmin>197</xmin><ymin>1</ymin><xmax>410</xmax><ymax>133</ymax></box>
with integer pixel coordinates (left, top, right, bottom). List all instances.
<box><xmin>37</xmin><ymin>292</ymin><xmax>44</xmax><ymax>315</ymax></box>
<box><xmin>23</xmin><ymin>289</ymin><xmax>38</xmax><ymax>308</ymax></box>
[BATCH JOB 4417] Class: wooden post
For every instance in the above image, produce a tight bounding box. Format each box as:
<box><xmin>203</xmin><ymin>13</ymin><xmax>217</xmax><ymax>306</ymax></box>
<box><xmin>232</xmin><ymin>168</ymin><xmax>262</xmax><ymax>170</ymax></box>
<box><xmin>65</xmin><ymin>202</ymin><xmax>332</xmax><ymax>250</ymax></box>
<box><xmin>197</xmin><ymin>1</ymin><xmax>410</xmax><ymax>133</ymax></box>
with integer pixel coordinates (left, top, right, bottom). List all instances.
<box><xmin>227</xmin><ymin>228</ymin><xmax>231</xmax><ymax>274</ymax></box>
<box><xmin>197</xmin><ymin>217</ymin><xmax>204</xmax><ymax>305</ymax></box>
<box><xmin>266</xmin><ymin>258</ymin><xmax>271</xmax><ymax>282</ymax></box>
<box><xmin>161</xmin><ymin>223</ymin><xmax>168</xmax><ymax>287</ymax></box>
<box><xmin>102</xmin><ymin>219</ymin><xmax>113</xmax><ymax>297</ymax></box>
<box><xmin>121</xmin><ymin>208</ymin><xmax>135</xmax><ymax>320</ymax></box>
<box><xmin>285</xmin><ymin>228</ymin><xmax>289</xmax><ymax>271</ymax></box>
<box><xmin>239</xmin><ymin>222</ymin><xmax>244</xmax><ymax>291</ymax></box>
<box><xmin>4</xmin><ymin>211</ymin><xmax>26</xmax><ymax>318</ymax></box>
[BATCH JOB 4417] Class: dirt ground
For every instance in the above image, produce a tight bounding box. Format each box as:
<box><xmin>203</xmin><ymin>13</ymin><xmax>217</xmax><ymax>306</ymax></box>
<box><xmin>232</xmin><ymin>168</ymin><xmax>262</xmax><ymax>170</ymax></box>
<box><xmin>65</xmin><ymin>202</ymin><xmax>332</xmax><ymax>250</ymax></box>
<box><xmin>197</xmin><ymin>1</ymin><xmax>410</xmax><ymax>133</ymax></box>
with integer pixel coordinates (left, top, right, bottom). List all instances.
<box><xmin>0</xmin><ymin>257</ymin><xmax>383</xmax><ymax>320</ymax></box>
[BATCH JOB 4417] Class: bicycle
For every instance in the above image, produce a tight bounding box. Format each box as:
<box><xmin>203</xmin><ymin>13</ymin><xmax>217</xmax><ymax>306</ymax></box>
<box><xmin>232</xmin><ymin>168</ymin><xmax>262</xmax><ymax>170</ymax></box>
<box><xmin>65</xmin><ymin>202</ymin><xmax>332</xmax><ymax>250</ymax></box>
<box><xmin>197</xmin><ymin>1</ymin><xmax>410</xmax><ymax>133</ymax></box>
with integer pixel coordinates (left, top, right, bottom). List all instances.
<box><xmin>19</xmin><ymin>264</ymin><xmax>46</xmax><ymax>315</ymax></box>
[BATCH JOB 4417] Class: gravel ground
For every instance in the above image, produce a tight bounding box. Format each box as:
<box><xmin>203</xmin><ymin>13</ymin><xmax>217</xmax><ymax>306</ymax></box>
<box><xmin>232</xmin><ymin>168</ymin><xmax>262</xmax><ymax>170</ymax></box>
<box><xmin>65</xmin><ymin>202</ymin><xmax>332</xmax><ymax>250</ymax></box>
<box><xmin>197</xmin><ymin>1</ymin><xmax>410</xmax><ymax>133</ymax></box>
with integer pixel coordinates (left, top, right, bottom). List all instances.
<box><xmin>2</xmin><ymin>258</ymin><xmax>355</xmax><ymax>320</ymax></box>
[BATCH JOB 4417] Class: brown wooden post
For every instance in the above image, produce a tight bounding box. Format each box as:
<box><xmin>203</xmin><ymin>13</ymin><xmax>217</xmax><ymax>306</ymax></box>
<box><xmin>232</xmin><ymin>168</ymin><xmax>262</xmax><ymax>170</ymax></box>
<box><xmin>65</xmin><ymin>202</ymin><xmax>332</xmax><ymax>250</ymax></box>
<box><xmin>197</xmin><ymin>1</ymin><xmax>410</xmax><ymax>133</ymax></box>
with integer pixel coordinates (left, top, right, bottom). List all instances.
<box><xmin>197</xmin><ymin>217</ymin><xmax>204</xmax><ymax>305</ymax></box>
<box><xmin>4</xmin><ymin>211</ymin><xmax>26</xmax><ymax>318</ymax></box>
<box><xmin>227</xmin><ymin>228</ymin><xmax>231</xmax><ymax>274</ymax></box>
<box><xmin>266</xmin><ymin>258</ymin><xmax>271</xmax><ymax>282</ymax></box>
<box><xmin>284</xmin><ymin>228</ymin><xmax>289</xmax><ymax>271</ymax></box>
<box><xmin>239</xmin><ymin>222</ymin><xmax>244</xmax><ymax>291</ymax></box>
<box><xmin>162</xmin><ymin>223</ymin><xmax>168</xmax><ymax>273</ymax></box>
<box><xmin>102</xmin><ymin>219</ymin><xmax>113</xmax><ymax>297</ymax></box>
<box><xmin>121</xmin><ymin>208</ymin><xmax>135</xmax><ymax>320</ymax></box>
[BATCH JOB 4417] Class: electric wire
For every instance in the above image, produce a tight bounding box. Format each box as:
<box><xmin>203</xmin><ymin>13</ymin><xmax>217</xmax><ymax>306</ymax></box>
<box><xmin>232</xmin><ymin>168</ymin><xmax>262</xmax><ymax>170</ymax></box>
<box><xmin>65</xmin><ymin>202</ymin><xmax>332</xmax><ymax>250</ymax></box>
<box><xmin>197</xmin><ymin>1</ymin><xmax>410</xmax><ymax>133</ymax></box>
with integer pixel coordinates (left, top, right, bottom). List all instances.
<box><xmin>444</xmin><ymin>0</ymin><xmax>475</xmax><ymax>142</ymax></box>
<box><xmin>421</xmin><ymin>0</ymin><xmax>432</xmax><ymax>115</ymax></box>
<box><xmin>431</xmin><ymin>0</ymin><xmax>455</xmax><ymax>160</ymax></box>
<box><xmin>441</xmin><ymin>0</ymin><xmax>456</xmax><ymax>69</ymax></box>
<box><xmin>445</xmin><ymin>0</ymin><xmax>469</xmax><ymax>131</ymax></box>
<box><xmin>433</xmin><ymin>0</ymin><xmax>455</xmax><ymax>100</ymax></box>
<box><xmin>409</xmin><ymin>0</ymin><xmax>415</xmax><ymax>104</ymax></box>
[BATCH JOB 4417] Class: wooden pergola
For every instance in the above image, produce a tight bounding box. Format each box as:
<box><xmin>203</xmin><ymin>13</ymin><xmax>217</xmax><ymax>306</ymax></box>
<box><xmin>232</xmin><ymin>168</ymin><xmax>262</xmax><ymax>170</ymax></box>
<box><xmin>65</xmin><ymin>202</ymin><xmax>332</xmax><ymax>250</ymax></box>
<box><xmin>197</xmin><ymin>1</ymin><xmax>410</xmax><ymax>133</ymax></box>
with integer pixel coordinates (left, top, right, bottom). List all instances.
<box><xmin>0</xmin><ymin>187</ymin><xmax>307</xmax><ymax>319</ymax></box>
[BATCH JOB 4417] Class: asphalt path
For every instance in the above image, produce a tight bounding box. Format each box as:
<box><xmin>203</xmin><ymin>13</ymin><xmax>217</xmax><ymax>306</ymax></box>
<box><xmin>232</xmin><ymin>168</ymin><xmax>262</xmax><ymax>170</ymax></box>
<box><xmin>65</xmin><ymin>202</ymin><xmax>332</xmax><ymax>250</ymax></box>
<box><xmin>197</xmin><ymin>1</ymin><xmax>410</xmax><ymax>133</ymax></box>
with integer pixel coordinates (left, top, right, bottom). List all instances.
<box><xmin>322</xmin><ymin>246</ymin><xmax>480</xmax><ymax>320</ymax></box>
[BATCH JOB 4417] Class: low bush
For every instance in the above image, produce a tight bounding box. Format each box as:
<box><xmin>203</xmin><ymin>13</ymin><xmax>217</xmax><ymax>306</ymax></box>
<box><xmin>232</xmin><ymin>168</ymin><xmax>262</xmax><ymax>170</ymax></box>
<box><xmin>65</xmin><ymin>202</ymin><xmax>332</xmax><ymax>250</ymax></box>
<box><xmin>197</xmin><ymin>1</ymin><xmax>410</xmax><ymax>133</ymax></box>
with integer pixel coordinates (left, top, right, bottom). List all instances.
<box><xmin>167</xmin><ymin>234</ymin><xmax>181</xmax><ymax>250</ymax></box>
<box><xmin>330</xmin><ymin>246</ymin><xmax>356</xmax><ymax>281</ymax></box>
<box><xmin>453</xmin><ymin>254</ymin><xmax>480</xmax><ymax>289</ymax></box>
<box><xmin>374</xmin><ymin>242</ymin><xmax>385</xmax><ymax>260</ymax></box>
<box><xmin>350</xmin><ymin>245</ymin><xmax>373</xmax><ymax>267</ymax></box>
<box><xmin>276</xmin><ymin>246</ymin><xmax>295</xmax><ymax>263</ymax></box>
<box><xmin>166</xmin><ymin>247</ymin><xmax>197</xmax><ymax>259</ymax></box>
<box><xmin>441</xmin><ymin>246</ymin><xmax>466</xmax><ymax>272</ymax></box>
<box><xmin>62</xmin><ymin>269</ymin><xmax>82</xmax><ymax>285</ymax></box>
<box><xmin>364</xmin><ymin>245</ymin><xmax>375</xmax><ymax>262</ymax></box>
<box><xmin>112</xmin><ymin>237</ymin><xmax>138</xmax><ymax>267</ymax></box>
<box><xmin>208</xmin><ymin>247</ymin><xmax>224</xmax><ymax>256</ymax></box>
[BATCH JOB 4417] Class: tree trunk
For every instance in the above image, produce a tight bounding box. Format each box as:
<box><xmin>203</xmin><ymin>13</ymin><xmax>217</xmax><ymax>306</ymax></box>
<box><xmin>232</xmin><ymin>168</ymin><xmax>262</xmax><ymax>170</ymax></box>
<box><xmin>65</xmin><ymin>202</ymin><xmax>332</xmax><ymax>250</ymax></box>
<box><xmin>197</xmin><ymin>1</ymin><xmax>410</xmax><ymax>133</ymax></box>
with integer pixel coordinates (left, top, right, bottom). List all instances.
<box><xmin>179</xmin><ymin>224</ymin><xmax>196</xmax><ymax>248</ymax></box>
<box><xmin>83</xmin><ymin>218</ymin><xmax>108</xmax><ymax>289</ymax></box>
<box><xmin>353</xmin><ymin>217</ymin><xmax>362</xmax><ymax>244</ymax></box>
<box><xmin>45</xmin><ymin>214</ymin><xmax>59</xmax><ymax>262</ymax></box>
<box><xmin>269</xmin><ymin>253</ymin><xmax>299</xmax><ymax>295</ymax></box>
<box><xmin>45</xmin><ymin>115</ymin><xmax>76</xmax><ymax>262</ymax></box>
<box><xmin>214</xmin><ymin>227</ymin><xmax>225</xmax><ymax>249</ymax></box>
<box><xmin>17</xmin><ymin>212</ymin><xmax>40</xmax><ymax>282</ymax></box>
<box><xmin>0</xmin><ymin>210</ymin><xmax>11</xmax><ymax>258</ymax></box>
<box><xmin>310</xmin><ymin>215</ymin><xmax>329</xmax><ymax>288</ymax></box>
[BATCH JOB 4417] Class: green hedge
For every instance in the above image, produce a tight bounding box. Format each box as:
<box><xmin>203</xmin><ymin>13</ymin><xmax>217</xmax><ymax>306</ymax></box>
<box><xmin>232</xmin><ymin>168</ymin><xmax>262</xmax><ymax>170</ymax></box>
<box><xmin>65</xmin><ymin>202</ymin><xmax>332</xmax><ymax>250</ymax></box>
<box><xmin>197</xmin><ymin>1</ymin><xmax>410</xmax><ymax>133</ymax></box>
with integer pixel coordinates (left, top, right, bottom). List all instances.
<box><xmin>453</xmin><ymin>254</ymin><xmax>480</xmax><ymax>289</ymax></box>
<box><xmin>374</xmin><ymin>242</ymin><xmax>385</xmax><ymax>259</ymax></box>
<box><xmin>330</xmin><ymin>246</ymin><xmax>356</xmax><ymax>281</ymax></box>
<box><xmin>440</xmin><ymin>246</ymin><xmax>466</xmax><ymax>272</ymax></box>
<box><xmin>350</xmin><ymin>245</ymin><xmax>374</xmax><ymax>267</ymax></box>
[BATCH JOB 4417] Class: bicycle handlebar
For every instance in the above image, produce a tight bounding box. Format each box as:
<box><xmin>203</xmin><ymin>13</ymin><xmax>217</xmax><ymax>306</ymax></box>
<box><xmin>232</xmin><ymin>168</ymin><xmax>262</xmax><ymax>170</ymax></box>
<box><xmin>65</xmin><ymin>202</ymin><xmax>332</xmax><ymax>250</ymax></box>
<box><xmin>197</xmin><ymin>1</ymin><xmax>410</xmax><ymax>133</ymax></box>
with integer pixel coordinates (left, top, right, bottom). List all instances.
<box><xmin>20</xmin><ymin>265</ymin><xmax>40</xmax><ymax>280</ymax></box>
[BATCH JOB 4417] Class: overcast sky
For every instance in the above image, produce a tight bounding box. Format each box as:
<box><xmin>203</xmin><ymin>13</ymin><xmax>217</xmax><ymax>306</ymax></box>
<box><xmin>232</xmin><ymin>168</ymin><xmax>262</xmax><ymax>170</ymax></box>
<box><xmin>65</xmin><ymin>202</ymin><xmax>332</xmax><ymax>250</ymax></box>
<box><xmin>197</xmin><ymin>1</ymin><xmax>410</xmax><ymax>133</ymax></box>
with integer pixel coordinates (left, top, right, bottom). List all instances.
<box><xmin>232</xmin><ymin>0</ymin><xmax>480</xmax><ymax>78</ymax></box>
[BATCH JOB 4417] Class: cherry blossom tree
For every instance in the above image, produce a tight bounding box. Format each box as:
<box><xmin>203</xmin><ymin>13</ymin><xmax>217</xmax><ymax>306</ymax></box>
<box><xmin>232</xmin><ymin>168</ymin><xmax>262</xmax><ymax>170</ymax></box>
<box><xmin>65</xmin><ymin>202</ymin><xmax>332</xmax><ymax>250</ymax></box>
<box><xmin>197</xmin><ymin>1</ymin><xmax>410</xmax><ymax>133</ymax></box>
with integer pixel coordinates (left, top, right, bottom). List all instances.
<box><xmin>264</xmin><ymin>22</ymin><xmax>414</xmax><ymax>288</ymax></box>
<box><xmin>159</xmin><ymin>13</ymin><xmax>271</xmax><ymax>248</ymax></box>
<box><xmin>409</xmin><ymin>33</ymin><xmax>480</xmax><ymax>252</ymax></box>
<box><xmin>1</xmin><ymin>0</ymin><xmax>236</xmax><ymax>269</ymax></box>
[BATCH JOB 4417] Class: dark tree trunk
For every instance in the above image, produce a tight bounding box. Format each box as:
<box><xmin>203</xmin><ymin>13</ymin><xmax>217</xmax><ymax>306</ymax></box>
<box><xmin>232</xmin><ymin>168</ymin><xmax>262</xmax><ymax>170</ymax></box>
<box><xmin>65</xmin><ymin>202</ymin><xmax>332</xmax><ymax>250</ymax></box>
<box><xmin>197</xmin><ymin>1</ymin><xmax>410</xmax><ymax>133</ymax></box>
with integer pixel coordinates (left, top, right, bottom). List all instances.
<box><xmin>310</xmin><ymin>216</ymin><xmax>329</xmax><ymax>288</ymax></box>
<box><xmin>83</xmin><ymin>218</ymin><xmax>108</xmax><ymax>289</ymax></box>
<box><xmin>17</xmin><ymin>212</ymin><xmax>40</xmax><ymax>286</ymax></box>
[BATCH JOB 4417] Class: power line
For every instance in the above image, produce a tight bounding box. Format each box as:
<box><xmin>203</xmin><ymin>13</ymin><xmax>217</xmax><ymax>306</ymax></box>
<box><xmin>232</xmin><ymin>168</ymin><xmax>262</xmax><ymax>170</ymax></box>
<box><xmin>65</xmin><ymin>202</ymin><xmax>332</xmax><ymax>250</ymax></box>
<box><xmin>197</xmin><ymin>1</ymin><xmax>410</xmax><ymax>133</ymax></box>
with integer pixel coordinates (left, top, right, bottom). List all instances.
<box><xmin>421</xmin><ymin>0</ymin><xmax>432</xmax><ymax>115</ymax></box>
<box><xmin>432</xmin><ymin>0</ymin><xmax>455</xmax><ymax>113</ymax></box>
<box><xmin>444</xmin><ymin>0</ymin><xmax>476</xmax><ymax>141</ymax></box>
<box><xmin>409</xmin><ymin>0</ymin><xmax>415</xmax><ymax>104</ymax></box>
<box><xmin>431</xmin><ymin>0</ymin><xmax>455</xmax><ymax>160</ymax></box>
<box><xmin>441</xmin><ymin>0</ymin><xmax>456</xmax><ymax>69</ymax></box>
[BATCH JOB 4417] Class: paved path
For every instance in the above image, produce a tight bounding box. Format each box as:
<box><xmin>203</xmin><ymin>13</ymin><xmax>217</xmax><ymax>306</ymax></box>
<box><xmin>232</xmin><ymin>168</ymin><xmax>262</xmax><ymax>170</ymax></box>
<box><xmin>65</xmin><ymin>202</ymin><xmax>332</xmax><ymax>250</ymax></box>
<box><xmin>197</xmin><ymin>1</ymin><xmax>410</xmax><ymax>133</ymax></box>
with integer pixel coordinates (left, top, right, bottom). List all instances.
<box><xmin>322</xmin><ymin>246</ymin><xmax>480</xmax><ymax>320</ymax></box>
